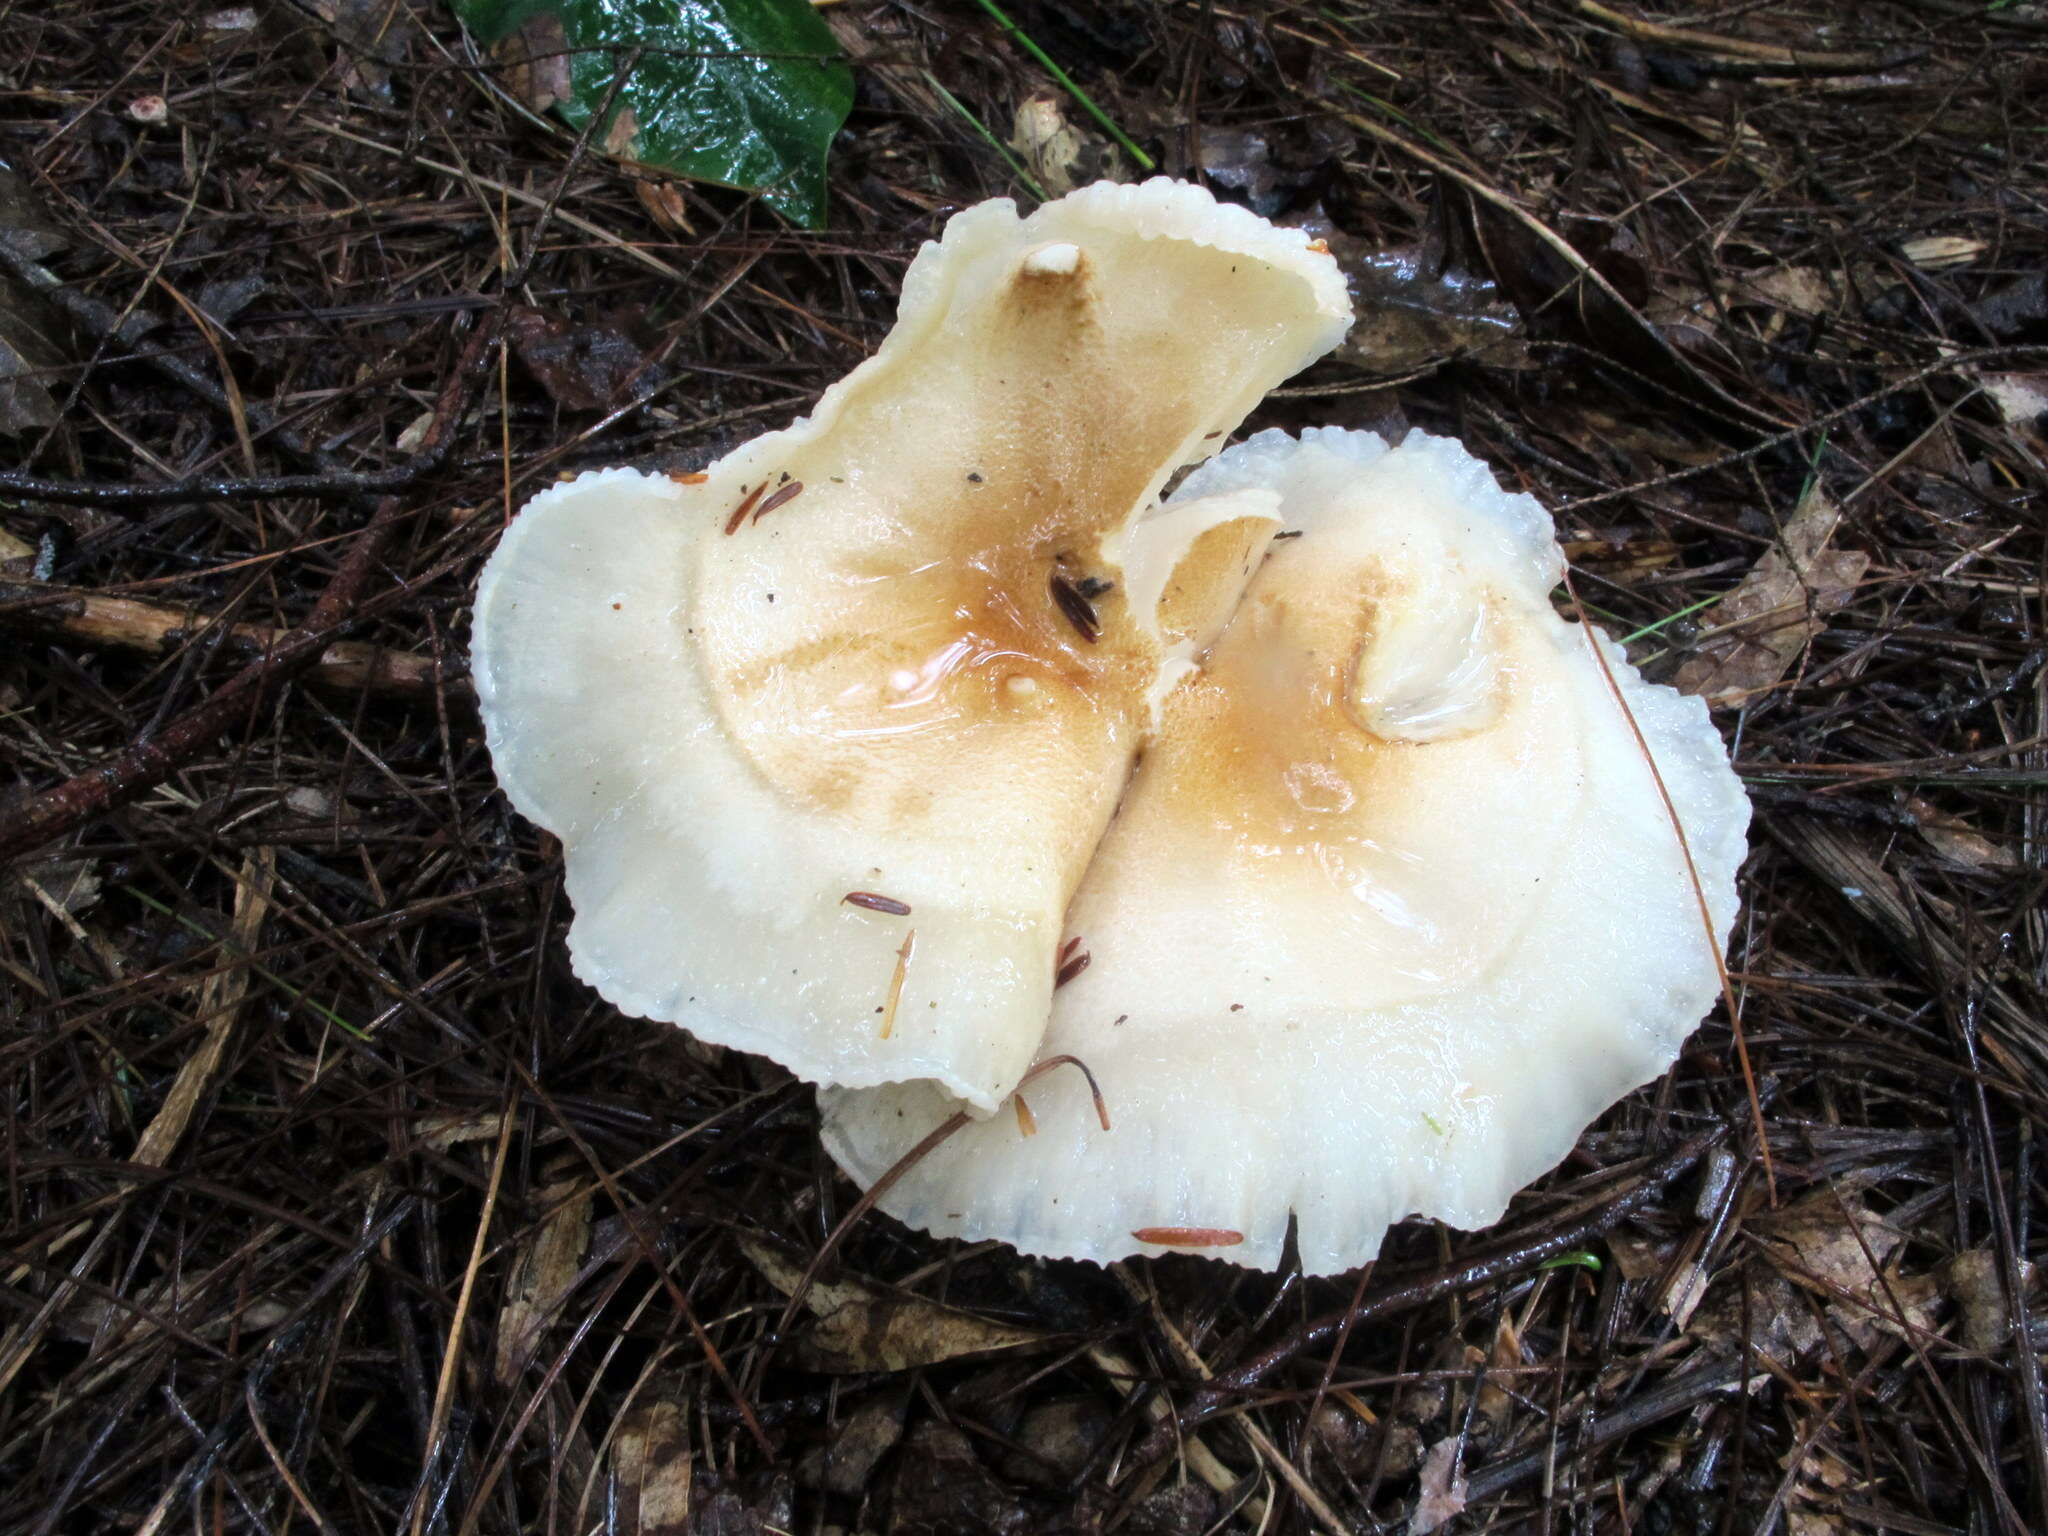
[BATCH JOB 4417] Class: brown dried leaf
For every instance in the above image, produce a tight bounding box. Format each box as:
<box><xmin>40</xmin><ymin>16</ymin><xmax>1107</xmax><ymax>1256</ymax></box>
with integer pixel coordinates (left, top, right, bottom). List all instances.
<box><xmin>633</xmin><ymin>178</ymin><xmax>695</xmax><ymax>235</ymax></box>
<box><xmin>796</xmin><ymin>1387</ymin><xmax>908</xmax><ymax>1496</ymax></box>
<box><xmin>507</xmin><ymin>305</ymin><xmax>661</xmax><ymax>412</ymax></box>
<box><xmin>494</xmin><ymin>11</ymin><xmax>572</xmax><ymax>115</ymax></box>
<box><xmin>1901</xmin><ymin>235</ymin><xmax>1983</xmax><ymax>270</ymax></box>
<box><xmin>1782</xmin><ymin>1441</ymin><xmax>1857</xmax><ymax>1536</ymax></box>
<box><xmin>1467</xmin><ymin>191</ymin><xmax>1781</xmax><ymax>431</ymax></box>
<box><xmin>1676</xmin><ymin>491</ymin><xmax>1868</xmax><ymax>706</ymax></box>
<box><xmin>999</xmin><ymin>1396</ymin><xmax>1113</xmax><ymax>1489</ymax></box>
<box><xmin>889</xmin><ymin>1421</ymin><xmax>1041</xmax><ymax>1536</ymax></box>
<box><xmin>611</xmin><ymin>1398</ymin><xmax>691</xmax><ymax>1535</ymax></box>
<box><xmin>1411</xmin><ymin>1436</ymin><xmax>1469</xmax><ymax>1534</ymax></box>
<box><xmin>1908</xmin><ymin>798</ymin><xmax>2015</xmax><ymax>871</ymax></box>
<box><xmin>13</xmin><ymin>858</ymin><xmax>101</xmax><ymax>916</ymax></box>
<box><xmin>737</xmin><ymin>1236</ymin><xmax>1054</xmax><ymax>1374</ymax></box>
<box><xmin>1743</xmin><ymin>266</ymin><xmax>1836</xmax><ymax>317</ymax></box>
<box><xmin>1729</xmin><ymin>1189</ymin><xmax>1938</xmax><ymax>1355</ymax></box>
<box><xmin>494</xmin><ymin>1157</ymin><xmax>591</xmax><ymax>1383</ymax></box>
<box><xmin>305</xmin><ymin>0</ymin><xmax>411</xmax><ymax>102</ymax></box>
<box><xmin>1944</xmin><ymin>1249</ymin><xmax>2033</xmax><ymax>1353</ymax></box>
<box><xmin>603</xmin><ymin>103</ymin><xmax>639</xmax><ymax>159</ymax></box>
<box><xmin>1983</xmin><ymin>372</ymin><xmax>2048</xmax><ymax>438</ymax></box>
<box><xmin>1196</xmin><ymin>125</ymin><xmax>1312</xmax><ymax>218</ymax></box>
<box><xmin>1010</xmin><ymin>95</ymin><xmax>1110</xmax><ymax>198</ymax></box>
<box><xmin>1298</xmin><ymin>217</ymin><xmax>1525</xmax><ymax>376</ymax></box>
<box><xmin>1471</xmin><ymin>1314</ymin><xmax>1522</xmax><ymax>1441</ymax></box>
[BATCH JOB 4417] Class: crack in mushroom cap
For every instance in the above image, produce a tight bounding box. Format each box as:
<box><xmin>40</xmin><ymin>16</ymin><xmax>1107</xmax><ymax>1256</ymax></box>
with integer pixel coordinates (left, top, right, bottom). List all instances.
<box><xmin>819</xmin><ymin>428</ymin><xmax>1752</xmax><ymax>1273</ymax></box>
<box><xmin>470</xmin><ymin>181</ymin><xmax>1351</xmax><ymax>1113</ymax></box>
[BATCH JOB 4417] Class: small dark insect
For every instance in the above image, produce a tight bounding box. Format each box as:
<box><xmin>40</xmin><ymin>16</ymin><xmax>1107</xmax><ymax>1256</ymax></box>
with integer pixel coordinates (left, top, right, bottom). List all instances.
<box><xmin>1074</xmin><ymin>575</ymin><xmax>1114</xmax><ymax>600</ymax></box>
<box><xmin>966</xmin><ymin>471</ymin><xmax>984</xmax><ymax>483</ymax></box>
<box><xmin>1049</xmin><ymin>571</ymin><xmax>1101</xmax><ymax>643</ymax></box>
<box><xmin>1059</xmin><ymin>935</ymin><xmax>1083</xmax><ymax>964</ymax></box>
<box><xmin>753</xmin><ymin>480</ymin><xmax>804</xmax><ymax>522</ymax></box>
<box><xmin>724</xmin><ymin>483</ymin><xmax>766</xmax><ymax>534</ymax></box>
<box><xmin>1272</xmin><ymin>530</ymin><xmax>1304</xmax><ymax>540</ymax></box>
<box><xmin>843</xmin><ymin>890</ymin><xmax>911</xmax><ymax>916</ymax></box>
<box><xmin>1131</xmin><ymin>1227</ymin><xmax>1245</xmax><ymax>1248</ymax></box>
<box><xmin>1055</xmin><ymin>950</ymin><xmax>1091</xmax><ymax>988</ymax></box>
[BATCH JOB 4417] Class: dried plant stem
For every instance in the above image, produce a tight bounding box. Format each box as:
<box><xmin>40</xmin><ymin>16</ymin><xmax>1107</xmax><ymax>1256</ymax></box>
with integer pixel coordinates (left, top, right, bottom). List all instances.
<box><xmin>0</xmin><ymin>323</ymin><xmax>489</xmax><ymax>866</ymax></box>
<box><xmin>0</xmin><ymin>566</ymin><xmax>444</xmax><ymax>701</ymax></box>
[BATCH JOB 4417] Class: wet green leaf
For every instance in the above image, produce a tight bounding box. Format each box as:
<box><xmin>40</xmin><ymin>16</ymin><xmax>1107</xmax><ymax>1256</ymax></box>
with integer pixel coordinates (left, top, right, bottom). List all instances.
<box><xmin>451</xmin><ymin>0</ymin><xmax>852</xmax><ymax>228</ymax></box>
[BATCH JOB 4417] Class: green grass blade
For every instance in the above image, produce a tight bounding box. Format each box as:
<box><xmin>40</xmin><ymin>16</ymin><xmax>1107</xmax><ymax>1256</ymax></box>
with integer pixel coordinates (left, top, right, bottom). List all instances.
<box><xmin>965</xmin><ymin>0</ymin><xmax>1155</xmax><ymax>172</ymax></box>
<box><xmin>925</xmin><ymin>72</ymin><xmax>1049</xmax><ymax>202</ymax></box>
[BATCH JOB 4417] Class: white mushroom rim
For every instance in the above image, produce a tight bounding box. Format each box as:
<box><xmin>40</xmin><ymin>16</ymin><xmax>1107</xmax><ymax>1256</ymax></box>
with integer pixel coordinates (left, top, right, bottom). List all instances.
<box><xmin>818</xmin><ymin>427</ymin><xmax>1750</xmax><ymax>1275</ymax></box>
<box><xmin>471</xmin><ymin>179</ymin><xmax>1353</xmax><ymax>1115</ymax></box>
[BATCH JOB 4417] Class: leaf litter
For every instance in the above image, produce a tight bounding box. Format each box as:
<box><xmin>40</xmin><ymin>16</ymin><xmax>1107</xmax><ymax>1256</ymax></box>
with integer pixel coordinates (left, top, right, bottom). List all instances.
<box><xmin>4</xmin><ymin>1</ymin><xmax>2046</xmax><ymax>1532</ymax></box>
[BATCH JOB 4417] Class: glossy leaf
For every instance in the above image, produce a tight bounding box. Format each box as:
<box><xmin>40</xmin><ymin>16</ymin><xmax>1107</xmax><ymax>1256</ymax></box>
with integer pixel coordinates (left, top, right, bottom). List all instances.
<box><xmin>452</xmin><ymin>0</ymin><xmax>852</xmax><ymax>227</ymax></box>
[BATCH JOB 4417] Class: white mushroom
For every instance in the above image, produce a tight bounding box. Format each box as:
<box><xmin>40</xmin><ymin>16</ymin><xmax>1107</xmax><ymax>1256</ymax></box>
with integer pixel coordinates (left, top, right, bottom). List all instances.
<box><xmin>820</xmin><ymin>427</ymin><xmax>1751</xmax><ymax>1273</ymax></box>
<box><xmin>471</xmin><ymin>182</ymin><xmax>1350</xmax><ymax>1112</ymax></box>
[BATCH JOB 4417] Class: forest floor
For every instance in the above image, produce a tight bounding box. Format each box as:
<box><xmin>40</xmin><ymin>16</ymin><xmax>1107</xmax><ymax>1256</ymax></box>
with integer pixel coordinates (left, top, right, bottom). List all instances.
<box><xmin>4</xmin><ymin>1</ymin><xmax>2047</xmax><ymax>1532</ymax></box>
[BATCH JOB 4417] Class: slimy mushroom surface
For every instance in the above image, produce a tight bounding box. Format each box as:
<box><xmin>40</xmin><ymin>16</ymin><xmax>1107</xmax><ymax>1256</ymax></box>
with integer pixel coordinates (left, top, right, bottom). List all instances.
<box><xmin>820</xmin><ymin>428</ymin><xmax>1751</xmax><ymax>1273</ymax></box>
<box><xmin>471</xmin><ymin>182</ymin><xmax>1350</xmax><ymax>1111</ymax></box>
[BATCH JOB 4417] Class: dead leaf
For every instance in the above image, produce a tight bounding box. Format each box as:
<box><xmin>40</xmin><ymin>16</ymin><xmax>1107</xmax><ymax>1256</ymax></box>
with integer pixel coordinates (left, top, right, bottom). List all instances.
<box><xmin>1944</xmin><ymin>1249</ymin><xmax>2032</xmax><ymax>1353</ymax></box>
<box><xmin>611</xmin><ymin>1398</ymin><xmax>691</xmax><ymax>1535</ymax></box>
<box><xmin>0</xmin><ymin>168</ymin><xmax>69</xmax><ymax>264</ymax></box>
<box><xmin>507</xmin><ymin>305</ymin><xmax>661</xmax><ymax>412</ymax></box>
<box><xmin>1901</xmin><ymin>235</ymin><xmax>1983</xmax><ymax>270</ymax></box>
<box><xmin>305</xmin><ymin>0</ymin><xmax>411</xmax><ymax>103</ymax></box>
<box><xmin>796</xmin><ymin>1387</ymin><xmax>908</xmax><ymax>1496</ymax></box>
<box><xmin>1196</xmin><ymin>125</ymin><xmax>1312</xmax><ymax>218</ymax></box>
<box><xmin>13</xmin><ymin>858</ymin><xmax>101</xmax><ymax>916</ymax></box>
<box><xmin>1010</xmin><ymin>95</ymin><xmax>1108</xmax><ymax>198</ymax></box>
<box><xmin>603</xmin><ymin>103</ymin><xmax>639</xmax><ymax>159</ymax></box>
<box><xmin>494</xmin><ymin>11</ymin><xmax>572</xmax><ymax>115</ymax></box>
<box><xmin>1676</xmin><ymin>490</ymin><xmax>1868</xmax><ymax>706</ymax></box>
<box><xmin>633</xmin><ymin>179</ymin><xmax>695</xmax><ymax>235</ymax></box>
<box><xmin>0</xmin><ymin>277</ymin><xmax>66</xmax><ymax>433</ymax></box>
<box><xmin>1470</xmin><ymin>1314</ymin><xmax>1522</xmax><ymax>1442</ymax></box>
<box><xmin>999</xmin><ymin>1395</ymin><xmax>1113</xmax><ymax>1489</ymax></box>
<box><xmin>494</xmin><ymin>1156</ymin><xmax>591</xmax><ymax>1383</ymax></box>
<box><xmin>1466</xmin><ymin>190</ymin><xmax>1782</xmax><ymax>432</ymax></box>
<box><xmin>1692</xmin><ymin>1188</ymin><xmax>1941</xmax><ymax>1359</ymax></box>
<box><xmin>889</xmin><ymin>1421</ymin><xmax>1042</xmax><ymax>1536</ymax></box>
<box><xmin>737</xmin><ymin>1236</ymin><xmax>1054</xmax><ymax>1374</ymax></box>
<box><xmin>1298</xmin><ymin>217</ymin><xmax>1526</xmax><ymax>376</ymax></box>
<box><xmin>1907</xmin><ymin>798</ymin><xmax>2015</xmax><ymax>871</ymax></box>
<box><xmin>1982</xmin><ymin>372</ymin><xmax>2047</xmax><ymax>434</ymax></box>
<box><xmin>1742</xmin><ymin>266</ymin><xmax>1836</xmax><ymax>317</ymax></box>
<box><xmin>1971</xmin><ymin>272</ymin><xmax>2047</xmax><ymax>342</ymax></box>
<box><xmin>1781</xmin><ymin>1440</ymin><xmax>1857</xmax><ymax>1536</ymax></box>
<box><xmin>1411</xmin><ymin>1436</ymin><xmax>1469</xmax><ymax>1534</ymax></box>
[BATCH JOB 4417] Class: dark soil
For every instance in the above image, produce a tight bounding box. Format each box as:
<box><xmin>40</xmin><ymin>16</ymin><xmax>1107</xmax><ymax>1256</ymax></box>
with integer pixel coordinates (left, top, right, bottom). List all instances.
<box><xmin>4</xmin><ymin>2</ymin><xmax>2046</xmax><ymax>1532</ymax></box>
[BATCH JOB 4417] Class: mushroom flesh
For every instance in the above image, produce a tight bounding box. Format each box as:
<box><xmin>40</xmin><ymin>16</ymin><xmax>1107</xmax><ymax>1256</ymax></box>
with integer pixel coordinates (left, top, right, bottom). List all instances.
<box><xmin>471</xmin><ymin>181</ymin><xmax>1351</xmax><ymax>1112</ymax></box>
<box><xmin>820</xmin><ymin>427</ymin><xmax>1751</xmax><ymax>1273</ymax></box>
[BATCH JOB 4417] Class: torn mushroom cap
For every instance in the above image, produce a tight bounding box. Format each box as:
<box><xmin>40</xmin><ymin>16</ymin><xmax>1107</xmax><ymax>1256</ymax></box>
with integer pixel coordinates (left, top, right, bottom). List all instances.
<box><xmin>471</xmin><ymin>181</ymin><xmax>1350</xmax><ymax>1114</ymax></box>
<box><xmin>820</xmin><ymin>428</ymin><xmax>1752</xmax><ymax>1274</ymax></box>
